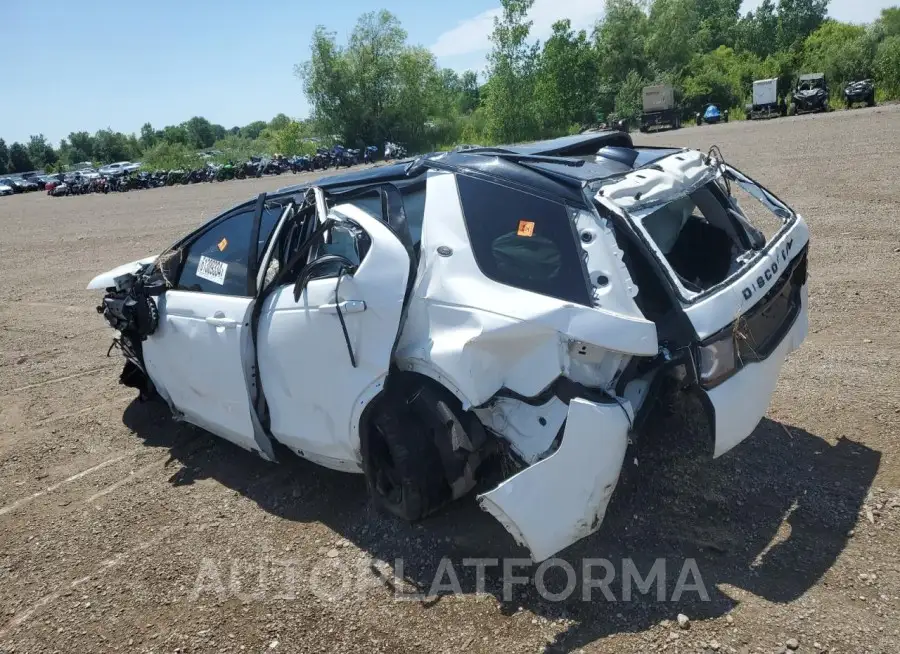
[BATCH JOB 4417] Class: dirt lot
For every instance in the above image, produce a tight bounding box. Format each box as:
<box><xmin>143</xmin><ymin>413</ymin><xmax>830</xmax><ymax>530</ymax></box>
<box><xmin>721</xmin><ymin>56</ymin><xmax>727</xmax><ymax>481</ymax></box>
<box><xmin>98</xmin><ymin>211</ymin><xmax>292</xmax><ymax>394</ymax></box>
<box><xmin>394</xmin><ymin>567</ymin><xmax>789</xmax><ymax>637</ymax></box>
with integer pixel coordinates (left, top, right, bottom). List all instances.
<box><xmin>1</xmin><ymin>105</ymin><xmax>899</xmax><ymax>654</ymax></box>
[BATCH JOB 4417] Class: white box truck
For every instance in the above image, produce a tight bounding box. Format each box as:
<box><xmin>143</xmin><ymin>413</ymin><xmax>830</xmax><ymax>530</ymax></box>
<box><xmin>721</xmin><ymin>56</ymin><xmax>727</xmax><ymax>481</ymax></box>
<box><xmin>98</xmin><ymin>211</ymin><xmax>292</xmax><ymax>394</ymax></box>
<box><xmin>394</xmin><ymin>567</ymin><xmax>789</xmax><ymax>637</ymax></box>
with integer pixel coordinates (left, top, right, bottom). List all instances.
<box><xmin>749</xmin><ymin>78</ymin><xmax>782</xmax><ymax>120</ymax></box>
<box><xmin>640</xmin><ymin>84</ymin><xmax>680</xmax><ymax>132</ymax></box>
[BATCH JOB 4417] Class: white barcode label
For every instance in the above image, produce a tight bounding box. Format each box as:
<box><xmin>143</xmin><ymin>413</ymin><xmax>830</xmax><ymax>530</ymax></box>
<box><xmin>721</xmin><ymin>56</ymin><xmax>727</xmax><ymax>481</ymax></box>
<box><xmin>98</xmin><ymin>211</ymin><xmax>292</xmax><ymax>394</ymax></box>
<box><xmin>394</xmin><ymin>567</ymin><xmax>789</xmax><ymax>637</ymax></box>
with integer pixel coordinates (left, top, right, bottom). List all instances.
<box><xmin>196</xmin><ymin>255</ymin><xmax>227</xmax><ymax>285</ymax></box>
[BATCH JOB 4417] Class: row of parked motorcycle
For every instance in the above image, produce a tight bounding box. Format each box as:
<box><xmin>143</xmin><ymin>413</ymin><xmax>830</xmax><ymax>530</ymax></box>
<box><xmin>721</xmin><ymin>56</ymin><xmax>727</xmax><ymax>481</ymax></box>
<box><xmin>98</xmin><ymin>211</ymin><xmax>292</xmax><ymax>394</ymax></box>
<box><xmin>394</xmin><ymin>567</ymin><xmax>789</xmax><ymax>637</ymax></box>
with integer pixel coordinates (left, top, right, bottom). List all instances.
<box><xmin>43</xmin><ymin>142</ymin><xmax>408</xmax><ymax>198</ymax></box>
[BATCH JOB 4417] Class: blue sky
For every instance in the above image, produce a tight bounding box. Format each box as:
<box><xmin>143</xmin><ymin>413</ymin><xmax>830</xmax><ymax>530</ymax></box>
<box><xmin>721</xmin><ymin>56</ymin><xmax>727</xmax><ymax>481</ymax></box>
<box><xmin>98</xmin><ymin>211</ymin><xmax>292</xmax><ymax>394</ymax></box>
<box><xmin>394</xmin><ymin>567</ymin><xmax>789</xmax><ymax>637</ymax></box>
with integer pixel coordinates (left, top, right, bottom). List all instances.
<box><xmin>1</xmin><ymin>0</ymin><xmax>894</xmax><ymax>145</ymax></box>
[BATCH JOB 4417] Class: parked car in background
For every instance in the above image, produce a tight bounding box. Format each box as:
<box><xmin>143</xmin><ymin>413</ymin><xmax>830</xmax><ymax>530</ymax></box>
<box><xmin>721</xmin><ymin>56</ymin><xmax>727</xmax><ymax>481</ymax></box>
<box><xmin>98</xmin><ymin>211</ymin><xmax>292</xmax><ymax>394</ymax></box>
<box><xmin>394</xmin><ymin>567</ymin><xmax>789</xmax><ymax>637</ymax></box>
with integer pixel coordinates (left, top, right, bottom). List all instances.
<box><xmin>844</xmin><ymin>79</ymin><xmax>875</xmax><ymax>108</ymax></box>
<box><xmin>40</xmin><ymin>173</ymin><xmax>66</xmax><ymax>192</ymax></box>
<box><xmin>0</xmin><ymin>177</ymin><xmax>38</xmax><ymax>193</ymax></box>
<box><xmin>98</xmin><ymin>161</ymin><xmax>139</xmax><ymax>176</ymax></box>
<box><xmin>0</xmin><ymin>180</ymin><xmax>13</xmax><ymax>196</ymax></box>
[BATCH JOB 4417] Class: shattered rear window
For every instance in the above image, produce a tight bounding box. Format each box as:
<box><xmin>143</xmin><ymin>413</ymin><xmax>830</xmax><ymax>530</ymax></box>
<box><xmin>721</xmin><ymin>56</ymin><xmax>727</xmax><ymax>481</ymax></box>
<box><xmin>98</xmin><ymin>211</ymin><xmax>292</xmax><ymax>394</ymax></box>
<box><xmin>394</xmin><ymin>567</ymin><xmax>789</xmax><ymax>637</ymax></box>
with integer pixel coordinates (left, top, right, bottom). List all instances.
<box><xmin>726</xmin><ymin>179</ymin><xmax>785</xmax><ymax>241</ymax></box>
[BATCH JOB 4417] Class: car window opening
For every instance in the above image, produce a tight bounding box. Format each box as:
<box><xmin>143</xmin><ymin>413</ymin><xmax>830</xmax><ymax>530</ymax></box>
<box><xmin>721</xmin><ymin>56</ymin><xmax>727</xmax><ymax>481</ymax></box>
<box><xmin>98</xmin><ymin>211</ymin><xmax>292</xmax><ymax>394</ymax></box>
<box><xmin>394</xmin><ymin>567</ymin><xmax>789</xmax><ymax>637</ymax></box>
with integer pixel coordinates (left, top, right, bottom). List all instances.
<box><xmin>634</xmin><ymin>182</ymin><xmax>767</xmax><ymax>293</ymax></box>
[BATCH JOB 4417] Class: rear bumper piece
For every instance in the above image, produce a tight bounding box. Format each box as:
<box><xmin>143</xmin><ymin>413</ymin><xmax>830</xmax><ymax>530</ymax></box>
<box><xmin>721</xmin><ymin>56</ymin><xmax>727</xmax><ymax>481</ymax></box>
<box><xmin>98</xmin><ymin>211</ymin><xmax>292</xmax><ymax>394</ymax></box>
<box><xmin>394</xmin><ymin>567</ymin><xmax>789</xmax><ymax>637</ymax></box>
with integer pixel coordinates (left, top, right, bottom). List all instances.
<box><xmin>705</xmin><ymin>284</ymin><xmax>808</xmax><ymax>458</ymax></box>
<box><xmin>477</xmin><ymin>397</ymin><xmax>631</xmax><ymax>562</ymax></box>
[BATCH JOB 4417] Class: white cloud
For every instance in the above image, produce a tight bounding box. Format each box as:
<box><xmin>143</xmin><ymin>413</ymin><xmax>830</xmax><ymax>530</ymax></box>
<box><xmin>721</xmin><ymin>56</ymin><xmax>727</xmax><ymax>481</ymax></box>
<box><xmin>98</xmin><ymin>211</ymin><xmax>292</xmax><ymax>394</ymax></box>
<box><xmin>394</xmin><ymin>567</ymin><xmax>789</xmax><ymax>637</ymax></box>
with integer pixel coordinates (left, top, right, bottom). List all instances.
<box><xmin>430</xmin><ymin>0</ymin><xmax>604</xmax><ymax>60</ymax></box>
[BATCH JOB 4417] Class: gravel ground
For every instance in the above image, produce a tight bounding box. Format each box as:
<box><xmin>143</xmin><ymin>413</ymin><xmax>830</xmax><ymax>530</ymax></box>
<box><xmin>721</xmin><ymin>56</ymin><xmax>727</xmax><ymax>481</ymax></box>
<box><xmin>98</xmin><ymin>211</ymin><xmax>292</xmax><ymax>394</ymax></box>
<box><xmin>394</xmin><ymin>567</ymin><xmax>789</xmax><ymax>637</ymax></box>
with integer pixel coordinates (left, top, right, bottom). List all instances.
<box><xmin>1</xmin><ymin>105</ymin><xmax>899</xmax><ymax>654</ymax></box>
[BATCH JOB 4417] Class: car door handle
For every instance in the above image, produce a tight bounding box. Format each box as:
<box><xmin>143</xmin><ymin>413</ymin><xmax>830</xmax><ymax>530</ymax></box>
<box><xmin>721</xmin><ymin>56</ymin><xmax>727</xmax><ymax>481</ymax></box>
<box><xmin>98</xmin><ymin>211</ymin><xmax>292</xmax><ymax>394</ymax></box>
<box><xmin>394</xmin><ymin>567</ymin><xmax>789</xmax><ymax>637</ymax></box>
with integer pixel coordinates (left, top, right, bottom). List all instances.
<box><xmin>205</xmin><ymin>315</ymin><xmax>239</xmax><ymax>328</ymax></box>
<box><xmin>319</xmin><ymin>300</ymin><xmax>366</xmax><ymax>314</ymax></box>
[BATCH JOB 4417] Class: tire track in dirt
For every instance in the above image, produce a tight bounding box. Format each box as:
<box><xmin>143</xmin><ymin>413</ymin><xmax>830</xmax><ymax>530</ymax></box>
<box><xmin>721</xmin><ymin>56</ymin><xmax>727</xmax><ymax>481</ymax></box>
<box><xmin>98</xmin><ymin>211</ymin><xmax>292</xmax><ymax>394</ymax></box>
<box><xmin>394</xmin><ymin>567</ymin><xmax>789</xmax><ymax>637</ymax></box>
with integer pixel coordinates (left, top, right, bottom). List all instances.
<box><xmin>1</xmin><ymin>366</ymin><xmax>112</xmax><ymax>395</ymax></box>
<box><xmin>0</xmin><ymin>525</ymin><xmax>179</xmax><ymax>640</ymax></box>
<box><xmin>0</xmin><ymin>447</ymin><xmax>143</xmax><ymax>516</ymax></box>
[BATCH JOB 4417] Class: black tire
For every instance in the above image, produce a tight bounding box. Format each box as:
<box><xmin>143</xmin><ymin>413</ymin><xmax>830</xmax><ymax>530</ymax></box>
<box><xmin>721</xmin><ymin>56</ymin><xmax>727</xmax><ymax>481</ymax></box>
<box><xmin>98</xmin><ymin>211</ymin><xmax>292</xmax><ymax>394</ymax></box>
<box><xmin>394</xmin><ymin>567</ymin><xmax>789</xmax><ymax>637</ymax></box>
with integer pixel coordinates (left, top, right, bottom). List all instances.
<box><xmin>867</xmin><ymin>94</ymin><xmax>876</xmax><ymax>107</ymax></box>
<box><xmin>361</xmin><ymin>384</ymin><xmax>452</xmax><ymax>521</ymax></box>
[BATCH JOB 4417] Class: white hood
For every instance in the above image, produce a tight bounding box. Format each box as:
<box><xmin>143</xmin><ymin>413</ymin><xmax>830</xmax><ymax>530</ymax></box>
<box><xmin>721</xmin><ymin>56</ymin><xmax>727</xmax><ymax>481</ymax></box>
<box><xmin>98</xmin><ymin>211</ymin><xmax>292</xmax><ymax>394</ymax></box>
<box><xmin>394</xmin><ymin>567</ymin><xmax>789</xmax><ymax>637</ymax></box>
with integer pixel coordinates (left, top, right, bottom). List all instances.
<box><xmin>86</xmin><ymin>256</ymin><xmax>158</xmax><ymax>290</ymax></box>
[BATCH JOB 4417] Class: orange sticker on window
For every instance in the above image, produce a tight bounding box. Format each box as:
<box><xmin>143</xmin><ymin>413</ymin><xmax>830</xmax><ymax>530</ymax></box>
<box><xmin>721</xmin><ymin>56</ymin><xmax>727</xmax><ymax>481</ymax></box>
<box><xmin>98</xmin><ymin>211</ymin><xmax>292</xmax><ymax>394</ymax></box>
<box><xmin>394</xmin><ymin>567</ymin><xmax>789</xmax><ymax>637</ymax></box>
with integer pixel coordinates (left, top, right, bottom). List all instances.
<box><xmin>517</xmin><ymin>220</ymin><xmax>535</xmax><ymax>237</ymax></box>
<box><xmin>217</xmin><ymin>237</ymin><xmax>228</xmax><ymax>252</ymax></box>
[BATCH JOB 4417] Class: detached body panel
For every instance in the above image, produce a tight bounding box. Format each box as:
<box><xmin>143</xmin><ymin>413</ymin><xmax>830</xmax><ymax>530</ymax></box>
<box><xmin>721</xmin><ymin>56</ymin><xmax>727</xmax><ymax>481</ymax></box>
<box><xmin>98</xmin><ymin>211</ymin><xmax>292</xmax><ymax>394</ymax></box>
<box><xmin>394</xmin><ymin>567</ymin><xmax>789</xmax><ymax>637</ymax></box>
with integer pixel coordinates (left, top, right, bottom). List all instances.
<box><xmin>478</xmin><ymin>397</ymin><xmax>631</xmax><ymax>562</ymax></box>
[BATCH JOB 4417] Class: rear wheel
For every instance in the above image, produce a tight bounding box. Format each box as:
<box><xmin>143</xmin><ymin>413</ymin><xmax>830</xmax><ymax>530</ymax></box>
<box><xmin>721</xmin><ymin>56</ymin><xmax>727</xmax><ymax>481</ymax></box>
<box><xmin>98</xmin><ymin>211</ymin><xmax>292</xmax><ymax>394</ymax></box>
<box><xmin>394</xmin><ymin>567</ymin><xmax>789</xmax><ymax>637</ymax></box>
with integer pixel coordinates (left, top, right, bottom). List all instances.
<box><xmin>362</xmin><ymin>387</ymin><xmax>451</xmax><ymax>521</ymax></box>
<box><xmin>867</xmin><ymin>93</ymin><xmax>876</xmax><ymax>107</ymax></box>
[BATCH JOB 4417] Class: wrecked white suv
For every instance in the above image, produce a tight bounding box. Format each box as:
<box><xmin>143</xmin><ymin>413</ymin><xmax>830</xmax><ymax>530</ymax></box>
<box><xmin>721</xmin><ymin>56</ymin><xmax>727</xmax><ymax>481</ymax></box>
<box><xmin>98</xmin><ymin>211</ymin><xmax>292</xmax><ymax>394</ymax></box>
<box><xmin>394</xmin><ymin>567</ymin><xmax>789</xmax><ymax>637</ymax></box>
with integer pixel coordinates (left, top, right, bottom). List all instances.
<box><xmin>89</xmin><ymin>132</ymin><xmax>809</xmax><ymax>562</ymax></box>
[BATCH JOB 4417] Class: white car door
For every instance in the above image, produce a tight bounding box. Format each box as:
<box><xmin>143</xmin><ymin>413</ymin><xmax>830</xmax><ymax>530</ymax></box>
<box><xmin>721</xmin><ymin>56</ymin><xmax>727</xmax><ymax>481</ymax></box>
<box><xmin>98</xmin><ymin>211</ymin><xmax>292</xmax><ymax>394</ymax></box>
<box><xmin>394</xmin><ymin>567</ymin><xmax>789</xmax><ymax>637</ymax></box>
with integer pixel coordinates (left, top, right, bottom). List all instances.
<box><xmin>256</xmin><ymin>202</ymin><xmax>412</xmax><ymax>472</ymax></box>
<box><xmin>142</xmin><ymin>199</ymin><xmax>280</xmax><ymax>459</ymax></box>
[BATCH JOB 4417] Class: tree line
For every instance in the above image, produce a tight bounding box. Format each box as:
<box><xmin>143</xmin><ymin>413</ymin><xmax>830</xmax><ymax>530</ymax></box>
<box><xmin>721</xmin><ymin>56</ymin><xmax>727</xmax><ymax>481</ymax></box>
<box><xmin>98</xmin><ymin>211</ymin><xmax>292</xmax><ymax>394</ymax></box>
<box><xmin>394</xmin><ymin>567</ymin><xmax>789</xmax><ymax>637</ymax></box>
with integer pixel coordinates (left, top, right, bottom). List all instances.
<box><xmin>0</xmin><ymin>114</ymin><xmax>316</xmax><ymax>175</ymax></box>
<box><xmin>298</xmin><ymin>1</ymin><xmax>900</xmax><ymax>147</ymax></box>
<box><xmin>3</xmin><ymin>1</ymin><xmax>900</xmax><ymax>175</ymax></box>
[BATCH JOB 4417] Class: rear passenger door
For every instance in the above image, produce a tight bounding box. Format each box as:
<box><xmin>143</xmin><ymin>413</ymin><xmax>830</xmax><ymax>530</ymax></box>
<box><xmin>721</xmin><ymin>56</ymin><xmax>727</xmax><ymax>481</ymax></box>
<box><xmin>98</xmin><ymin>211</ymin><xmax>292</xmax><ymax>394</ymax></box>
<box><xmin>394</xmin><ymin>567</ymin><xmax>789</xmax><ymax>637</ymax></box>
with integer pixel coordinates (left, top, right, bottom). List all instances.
<box><xmin>256</xmin><ymin>202</ymin><xmax>412</xmax><ymax>471</ymax></box>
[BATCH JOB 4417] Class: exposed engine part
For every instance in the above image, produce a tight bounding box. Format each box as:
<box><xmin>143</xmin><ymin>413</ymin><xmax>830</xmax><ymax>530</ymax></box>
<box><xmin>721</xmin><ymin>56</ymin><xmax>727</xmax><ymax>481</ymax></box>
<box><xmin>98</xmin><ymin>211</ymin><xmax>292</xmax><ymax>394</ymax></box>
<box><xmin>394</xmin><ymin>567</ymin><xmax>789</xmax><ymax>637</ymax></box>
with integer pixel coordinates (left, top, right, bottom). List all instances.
<box><xmin>96</xmin><ymin>272</ymin><xmax>163</xmax><ymax>338</ymax></box>
<box><xmin>97</xmin><ymin>270</ymin><xmax>165</xmax><ymax>399</ymax></box>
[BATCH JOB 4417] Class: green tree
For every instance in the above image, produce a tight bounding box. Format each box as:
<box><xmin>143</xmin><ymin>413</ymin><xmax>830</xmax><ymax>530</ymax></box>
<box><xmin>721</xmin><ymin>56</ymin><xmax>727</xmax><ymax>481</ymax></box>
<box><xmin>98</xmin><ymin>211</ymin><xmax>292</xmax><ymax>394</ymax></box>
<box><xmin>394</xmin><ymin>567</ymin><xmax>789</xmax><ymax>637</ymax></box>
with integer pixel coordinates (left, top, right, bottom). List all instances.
<box><xmin>298</xmin><ymin>10</ymin><xmax>449</xmax><ymax>148</ymax></box>
<box><xmin>162</xmin><ymin>124</ymin><xmax>189</xmax><ymax>146</ymax></box>
<box><xmin>695</xmin><ymin>0</ymin><xmax>742</xmax><ymax>51</ymax></box>
<box><xmin>27</xmin><ymin>134</ymin><xmax>57</xmax><ymax>169</ymax></box>
<box><xmin>266</xmin><ymin>119</ymin><xmax>313</xmax><ymax>156</ymax></box>
<box><xmin>8</xmin><ymin>143</ymin><xmax>34</xmax><ymax>173</ymax></box>
<box><xmin>212</xmin><ymin>134</ymin><xmax>266</xmax><ymax>162</ymax></box>
<box><xmin>646</xmin><ymin>0</ymin><xmax>700</xmax><ymax>72</ymax></box>
<box><xmin>140</xmin><ymin>142</ymin><xmax>203</xmax><ymax>172</ymax></box>
<box><xmin>594</xmin><ymin>0</ymin><xmax>649</xmax><ymax>84</ymax></box>
<box><xmin>92</xmin><ymin>129</ymin><xmax>133</xmax><ymax>163</ymax></box>
<box><xmin>534</xmin><ymin>19</ymin><xmax>599</xmax><ymax>132</ymax></box>
<box><xmin>875</xmin><ymin>35</ymin><xmax>900</xmax><ymax>95</ymax></box>
<box><xmin>736</xmin><ymin>0</ymin><xmax>779</xmax><ymax>58</ymax></box>
<box><xmin>184</xmin><ymin>116</ymin><xmax>216</xmax><ymax>149</ymax></box>
<box><xmin>240</xmin><ymin>120</ymin><xmax>268</xmax><ymax>140</ymax></box>
<box><xmin>457</xmin><ymin>70</ymin><xmax>480</xmax><ymax>114</ymax></box>
<box><xmin>777</xmin><ymin>0</ymin><xmax>829</xmax><ymax>51</ymax></box>
<box><xmin>875</xmin><ymin>7</ymin><xmax>900</xmax><ymax>38</ymax></box>
<box><xmin>269</xmin><ymin>114</ymin><xmax>292</xmax><ymax>131</ymax></box>
<box><xmin>682</xmin><ymin>46</ymin><xmax>757</xmax><ymax>112</ymax></box>
<box><xmin>802</xmin><ymin>20</ymin><xmax>876</xmax><ymax>86</ymax></box>
<box><xmin>66</xmin><ymin>131</ymin><xmax>94</xmax><ymax>164</ymax></box>
<box><xmin>140</xmin><ymin>122</ymin><xmax>157</xmax><ymax>150</ymax></box>
<box><xmin>0</xmin><ymin>138</ymin><xmax>8</xmax><ymax>174</ymax></box>
<box><xmin>613</xmin><ymin>70</ymin><xmax>648</xmax><ymax>124</ymax></box>
<box><xmin>483</xmin><ymin>0</ymin><xmax>540</xmax><ymax>143</ymax></box>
